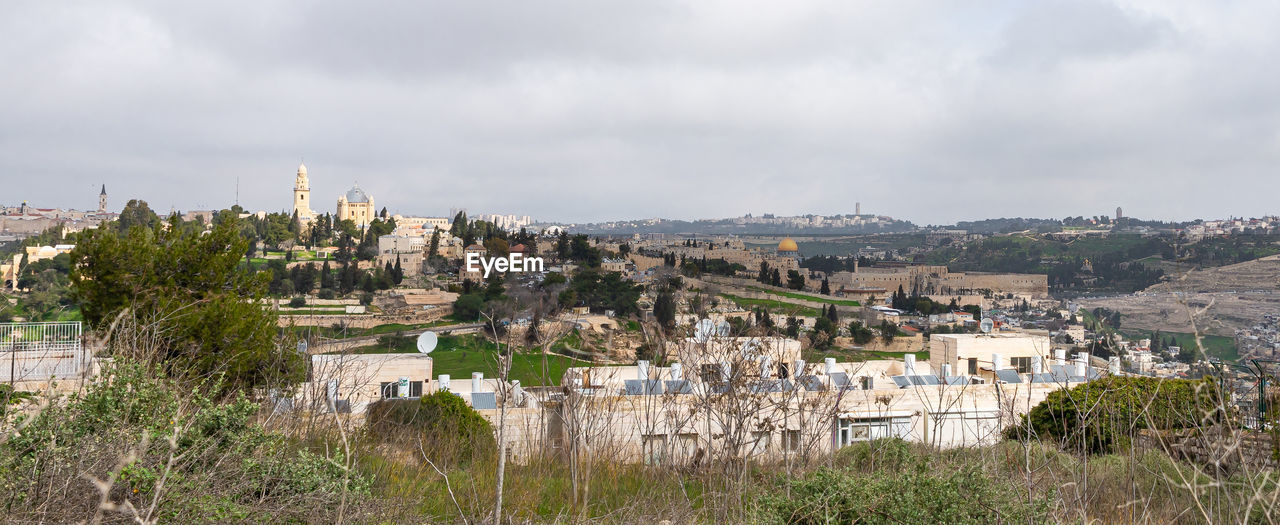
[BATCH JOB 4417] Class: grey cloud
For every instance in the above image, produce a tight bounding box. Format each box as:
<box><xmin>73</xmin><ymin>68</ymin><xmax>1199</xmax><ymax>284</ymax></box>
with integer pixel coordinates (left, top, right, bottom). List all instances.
<box><xmin>2</xmin><ymin>1</ymin><xmax>1279</xmax><ymax>224</ymax></box>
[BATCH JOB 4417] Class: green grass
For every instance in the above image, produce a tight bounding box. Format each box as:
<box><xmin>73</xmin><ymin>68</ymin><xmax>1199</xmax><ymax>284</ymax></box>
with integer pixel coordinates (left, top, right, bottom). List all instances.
<box><xmin>348</xmin><ymin>333</ymin><xmax>599</xmax><ymax>386</ymax></box>
<box><xmin>280</xmin><ymin>308</ymin><xmax>368</xmax><ymax>316</ymax></box>
<box><xmin>288</xmin><ymin>318</ymin><xmax>462</xmax><ymax>339</ymax></box>
<box><xmin>746</xmin><ymin>286</ymin><xmax>861</xmax><ymax>307</ymax></box>
<box><xmin>1121</xmin><ymin>329</ymin><xmax>1239</xmax><ymax>362</ymax></box>
<box><xmin>718</xmin><ymin>293</ymin><xmax>821</xmax><ymax>318</ymax></box>
<box><xmin>804</xmin><ymin>347</ymin><xmax>929</xmax><ymax>363</ymax></box>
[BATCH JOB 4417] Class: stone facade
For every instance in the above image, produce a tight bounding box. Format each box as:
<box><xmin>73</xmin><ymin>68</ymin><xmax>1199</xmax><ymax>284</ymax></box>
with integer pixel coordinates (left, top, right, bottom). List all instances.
<box><xmin>337</xmin><ymin>184</ymin><xmax>376</xmax><ymax>228</ymax></box>
<box><xmin>292</xmin><ymin>163</ymin><xmax>314</xmax><ymax>222</ymax></box>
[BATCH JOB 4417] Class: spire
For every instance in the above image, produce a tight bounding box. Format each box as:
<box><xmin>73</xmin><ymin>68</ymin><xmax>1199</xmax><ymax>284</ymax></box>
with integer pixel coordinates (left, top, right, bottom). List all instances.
<box><xmin>100</xmin><ymin>184</ymin><xmax>107</xmax><ymax>196</ymax></box>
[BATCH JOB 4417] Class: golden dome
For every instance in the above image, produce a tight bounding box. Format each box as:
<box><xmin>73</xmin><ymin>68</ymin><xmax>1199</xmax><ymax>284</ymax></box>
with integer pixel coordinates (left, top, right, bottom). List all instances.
<box><xmin>777</xmin><ymin>238</ymin><xmax>798</xmax><ymax>252</ymax></box>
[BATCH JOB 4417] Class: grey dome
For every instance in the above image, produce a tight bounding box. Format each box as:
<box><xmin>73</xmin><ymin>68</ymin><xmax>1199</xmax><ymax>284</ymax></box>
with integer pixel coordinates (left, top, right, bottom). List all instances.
<box><xmin>345</xmin><ymin>185</ymin><xmax>371</xmax><ymax>203</ymax></box>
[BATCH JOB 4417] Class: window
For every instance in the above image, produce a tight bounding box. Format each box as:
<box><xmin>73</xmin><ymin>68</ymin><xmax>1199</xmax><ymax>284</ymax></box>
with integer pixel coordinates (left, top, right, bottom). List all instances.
<box><xmin>379</xmin><ymin>382</ymin><xmax>395</xmax><ymax>399</ymax></box>
<box><xmin>837</xmin><ymin>416</ymin><xmax>912</xmax><ymax>447</ymax></box>
<box><xmin>700</xmin><ymin>364</ymin><xmax>722</xmax><ymax>384</ymax></box>
<box><xmin>409</xmin><ymin>381</ymin><xmax>423</xmax><ymax>397</ymax></box>
<box><xmin>967</xmin><ymin>358</ymin><xmax>978</xmax><ymax>375</ymax></box>
<box><xmin>782</xmin><ymin>430</ymin><xmax>802</xmax><ymax>453</ymax></box>
<box><xmin>1010</xmin><ymin>356</ymin><xmax>1034</xmax><ymax>374</ymax></box>
<box><xmin>748</xmin><ymin>431</ymin><xmax>771</xmax><ymax>457</ymax></box>
<box><xmin>642</xmin><ymin>435</ymin><xmax>667</xmax><ymax>465</ymax></box>
<box><xmin>675</xmin><ymin>433</ymin><xmax>699</xmax><ymax>462</ymax></box>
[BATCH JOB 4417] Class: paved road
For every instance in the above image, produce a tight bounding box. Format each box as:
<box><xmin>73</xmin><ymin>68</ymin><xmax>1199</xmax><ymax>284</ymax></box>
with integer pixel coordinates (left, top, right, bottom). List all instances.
<box><xmin>305</xmin><ymin>322</ymin><xmax>486</xmax><ymax>354</ymax></box>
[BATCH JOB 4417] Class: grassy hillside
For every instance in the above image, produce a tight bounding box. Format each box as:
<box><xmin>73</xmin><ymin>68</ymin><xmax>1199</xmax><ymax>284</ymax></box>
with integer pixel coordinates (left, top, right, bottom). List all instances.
<box><xmin>1122</xmin><ymin>329</ymin><xmax>1239</xmax><ymax>362</ymax></box>
<box><xmin>349</xmin><ymin>333</ymin><xmax>598</xmax><ymax>386</ymax></box>
<box><xmin>719</xmin><ymin>293</ymin><xmax>821</xmax><ymax>318</ymax></box>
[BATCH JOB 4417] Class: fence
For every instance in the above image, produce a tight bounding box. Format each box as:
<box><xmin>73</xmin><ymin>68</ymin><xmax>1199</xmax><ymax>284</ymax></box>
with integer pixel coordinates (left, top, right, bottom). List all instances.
<box><xmin>1211</xmin><ymin>358</ymin><xmax>1280</xmax><ymax>430</ymax></box>
<box><xmin>0</xmin><ymin>321</ymin><xmax>88</xmax><ymax>383</ymax></box>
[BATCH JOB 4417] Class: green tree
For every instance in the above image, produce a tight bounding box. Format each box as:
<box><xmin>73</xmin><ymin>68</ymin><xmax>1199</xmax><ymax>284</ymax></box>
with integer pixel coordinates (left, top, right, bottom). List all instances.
<box><xmin>848</xmin><ymin>320</ymin><xmax>875</xmax><ymax>345</ymax></box>
<box><xmin>70</xmin><ymin>217</ymin><xmax>304</xmax><ymax>391</ymax></box>
<box><xmin>786</xmin><ymin>270</ymin><xmax>805</xmax><ymax>290</ymax></box>
<box><xmin>320</xmin><ymin>260</ymin><xmax>333</xmax><ymax>290</ymax></box>
<box><xmin>115</xmin><ymin>199</ymin><xmax>160</xmax><ymax>233</ymax></box>
<box><xmin>556</xmin><ymin>231</ymin><xmax>570</xmax><ymax>259</ymax></box>
<box><xmin>569</xmin><ymin>235</ymin><xmax>602</xmax><ymax>267</ymax></box>
<box><xmin>450</xmin><ymin>211</ymin><xmax>468</xmax><ymax>237</ymax></box>
<box><xmin>877</xmin><ymin>320</ymin><xmax>898</xmax><ymax>344</ymax></box>
<box><xmin>653</xmin><ymin>289</ymin><xmax>676</xmax><ymax>332</ymax></box>
<box><xmin>784</xmin><ymin>316</ymin><xmax>800</xmax><ymax>338</ymax></box>
<box><xmin>453</xmin><ymin>293</ymin><xmax>485</xmax><ymax>322</ymax></box>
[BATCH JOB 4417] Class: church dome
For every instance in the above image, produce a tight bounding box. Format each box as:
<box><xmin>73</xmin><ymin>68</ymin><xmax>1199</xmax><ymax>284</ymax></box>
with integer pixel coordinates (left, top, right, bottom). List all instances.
<box><xmin>777</xmin><ymin>238</ymin><xmax>798</xmax><ymax>252</ymax></box>
<box><xmin>345</xmin><ymin>185</ymin><xmax>371</xmax><ymax>203</ymax></box>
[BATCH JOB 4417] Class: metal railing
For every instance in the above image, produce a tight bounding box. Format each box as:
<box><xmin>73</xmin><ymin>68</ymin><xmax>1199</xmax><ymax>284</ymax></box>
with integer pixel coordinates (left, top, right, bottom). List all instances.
<box><xmin>0</xmin><ymin>321</ymin><xmax>87</xmax><ymax>383</ymax></box>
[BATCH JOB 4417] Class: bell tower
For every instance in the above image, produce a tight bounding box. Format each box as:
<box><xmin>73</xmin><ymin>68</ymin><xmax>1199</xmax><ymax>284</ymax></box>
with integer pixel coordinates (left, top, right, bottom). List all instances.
<box><xmin>293</xmin><ymin>163</ymin><xmax>314</xmax><ymax>222</ymax></box>
<box><xmin>98</xmin><ymin>184</ymin><xmax>108</xmax><ymax>213</ymax></box>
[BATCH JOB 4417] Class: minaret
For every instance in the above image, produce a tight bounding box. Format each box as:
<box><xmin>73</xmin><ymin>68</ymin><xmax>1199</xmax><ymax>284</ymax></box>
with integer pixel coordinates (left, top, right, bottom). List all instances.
<box><xmin>98</xmin><ymin>185</ymin><xmax>107</xmax><ymax>213</ymax></box>
<box><xmin>293</xmin><ymin>163</ymin><xmax>314</xmax><ymax>222</ymax></box>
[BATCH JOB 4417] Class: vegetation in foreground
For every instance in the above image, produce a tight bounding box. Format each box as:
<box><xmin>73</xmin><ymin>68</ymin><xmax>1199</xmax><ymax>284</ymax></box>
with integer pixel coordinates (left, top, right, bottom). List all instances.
<box><xmin>4</xmin><ymin>359</ymin><xmax>1279</xmax><ymax>523</ymax></box>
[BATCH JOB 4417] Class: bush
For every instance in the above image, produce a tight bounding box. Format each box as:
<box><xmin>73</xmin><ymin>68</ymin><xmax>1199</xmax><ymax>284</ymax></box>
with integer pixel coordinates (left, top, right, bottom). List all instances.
<box><xmin>0</xmin><ymin>384</ymin><xmax>33</xmax><ymax>416</ymax></box>
<box><xmin>0</xmin><ymin>360</ymin><xmax>367</xmax><ymax>522</ymax></box>
<box><xmin>288</xmin><ymin>296</ymin><xmax>306</xmax><ymax>308</ymax></box>
<box><xmin>366</xmin><ymin>392</ymin><xmax>495</xmax><ymax>467</ymax></box>
<box><xmin>1007</xmin><ymin>376</ymin><xmax>1225</xmax><ymax>454</ymax></box>
<box><xmin>761</xmin><ymin>440</ymin><xmax>1049</xmax><ymax>524</ymax></box>
<box><xmin>317</xmin><ymin>288</ymin><xmax>336</xmax><ymax>300</ymax></box>
<box><xmin>452</xmin><ymin>293</ymin><xmax>485</xmax><ymax>322</ymax></box>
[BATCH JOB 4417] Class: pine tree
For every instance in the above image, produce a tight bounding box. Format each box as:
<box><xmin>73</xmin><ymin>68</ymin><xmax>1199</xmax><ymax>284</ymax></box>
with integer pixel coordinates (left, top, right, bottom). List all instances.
<box><xmin>428</xmin><ymin>229</ymin><xmax>440</xmax><ymax>258</ymax></box>
<box><xmin>820</xmin><ymin>278</ymin><xmax>830</xmax><ymax>295</ymax></box>
<box><xmin>320</xmin><ymin>260</ymin><xmax>333</xmax><ymax>290</ymax></box>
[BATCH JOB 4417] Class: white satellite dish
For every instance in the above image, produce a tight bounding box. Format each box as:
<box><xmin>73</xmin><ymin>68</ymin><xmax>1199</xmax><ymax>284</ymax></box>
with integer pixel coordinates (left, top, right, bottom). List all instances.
<box><xmin>695</xmin><ymin>319</ymin><xmax>716</xmax><ymax>342</ymax></box>
<box><xmin>416</xmin><ymin>331</ymin><xmax>438</xmax><ymax>354</ymax></box>
<box><xmin>979</xmin><ymin>318</ymin><xmax>994</xmax><ymax>334</ymax></box>
<box><xmin>716</xmin><ymin>320</ymin><xmax>731</xmax><ymax>336</ymax></box>
<box><xmin>296</xmin><ymin>340</ymin><xmax>308</xmax><ymax>354</ymax></box>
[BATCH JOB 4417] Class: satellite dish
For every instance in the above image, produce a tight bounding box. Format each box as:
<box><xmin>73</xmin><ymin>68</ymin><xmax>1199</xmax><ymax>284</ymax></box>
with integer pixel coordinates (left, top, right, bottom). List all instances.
<box><xmin>716</xmin><ymin>321</ymin><xmax>731</xmax><ymax>336</ymax></box>
<box><xmin>695</xmin><ymin>319</ymin><xmax>716</xmax><ymax>342</ymax></box>
<box><xmin>980</xmin><ymin>318</ymin><xmax>994</xmax><ymax>334</ymax></box>
<box><xmin>416</xmin><ymin>331</ymin><xmax>438</xmax><ymax>354</ymax></box>
<box><xmin>296</xmin><ymin>340</ymin><xmax>308</xmax><ymax>354</ymax></box>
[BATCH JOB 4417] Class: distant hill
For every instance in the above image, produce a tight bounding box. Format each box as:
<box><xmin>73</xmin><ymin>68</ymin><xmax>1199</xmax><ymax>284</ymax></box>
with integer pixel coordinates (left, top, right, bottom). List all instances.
<box><xmin>1147</xmin><ymin>254</ymin><xmax>1280</xmax><ymax>294</ymax></box>
<box><xmin>1078</xmin><ymin>255</ymin><xmax>1280</xmax><ymax>340</ymax></box>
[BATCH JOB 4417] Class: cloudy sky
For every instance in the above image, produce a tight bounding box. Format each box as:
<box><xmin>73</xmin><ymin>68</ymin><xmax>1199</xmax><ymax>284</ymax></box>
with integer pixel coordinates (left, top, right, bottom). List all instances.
<box><xmin>3</xmin><ymin>1</ymin><xmax>1279</xmax><ymax>225</ymax></box>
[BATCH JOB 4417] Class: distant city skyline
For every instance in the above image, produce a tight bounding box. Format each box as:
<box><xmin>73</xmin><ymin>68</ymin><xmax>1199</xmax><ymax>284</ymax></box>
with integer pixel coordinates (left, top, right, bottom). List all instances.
<box><xmin>4</xmin><ymin>2</ymin><xmax>1280</xmax><ymax>224</ymax></box>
